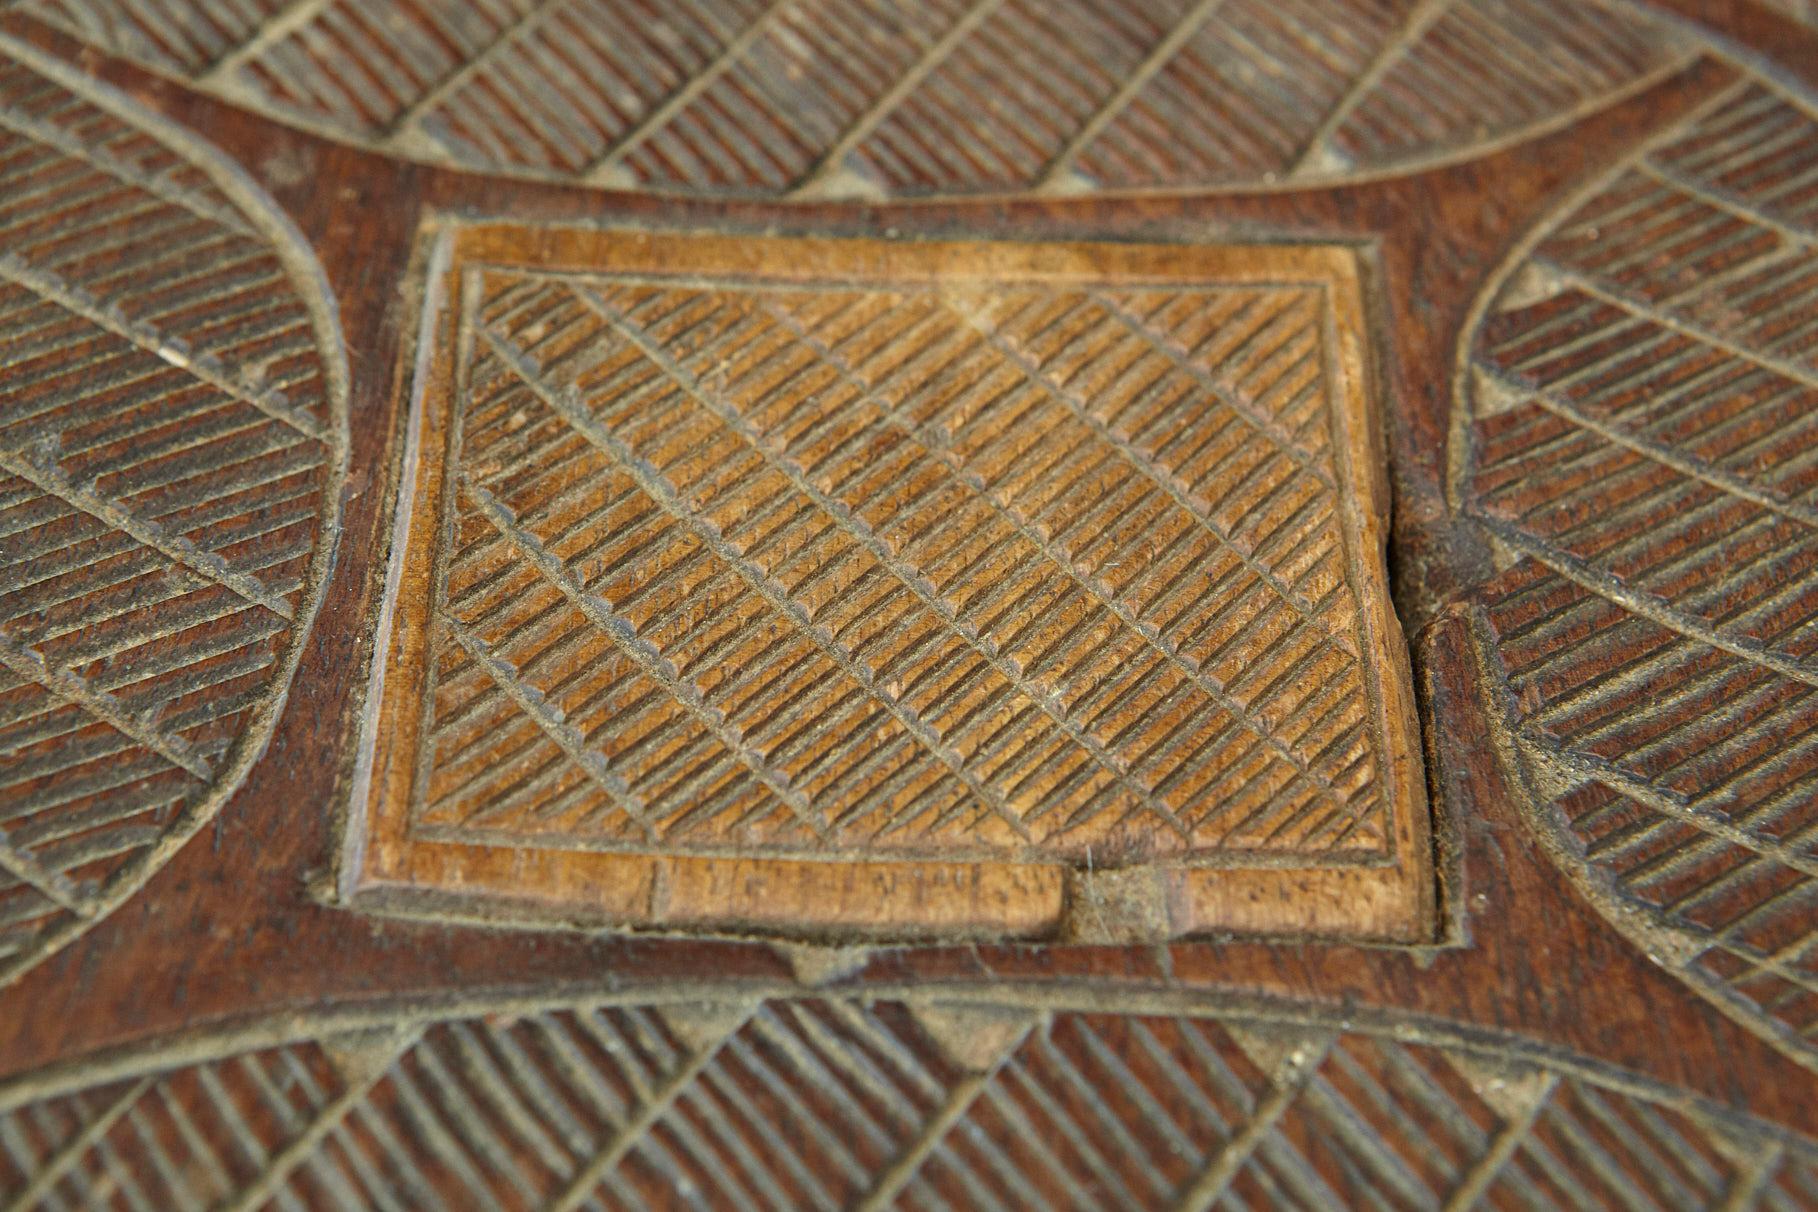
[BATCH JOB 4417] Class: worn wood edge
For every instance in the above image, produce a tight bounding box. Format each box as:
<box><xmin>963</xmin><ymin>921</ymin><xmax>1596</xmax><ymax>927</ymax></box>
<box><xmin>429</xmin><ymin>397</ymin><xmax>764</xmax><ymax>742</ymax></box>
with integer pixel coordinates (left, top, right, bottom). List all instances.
<box><xmin>1458</xmin><ymin>610</ymin><xmax>1818</xmax><ymax>1085</ymax></box>
<box><xmin>332</xmin><ymin>223</ymin><xmax>452</xmax><ymax>911</ymax></box>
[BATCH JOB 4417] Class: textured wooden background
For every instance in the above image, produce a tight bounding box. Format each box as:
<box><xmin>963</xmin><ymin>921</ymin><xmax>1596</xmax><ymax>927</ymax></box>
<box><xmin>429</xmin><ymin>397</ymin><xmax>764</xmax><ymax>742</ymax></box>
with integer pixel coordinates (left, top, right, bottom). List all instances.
<box><xmin>1</xmin><ymin>0</ymin><xmax>1817</xmax><ymax>1207</ymax></box>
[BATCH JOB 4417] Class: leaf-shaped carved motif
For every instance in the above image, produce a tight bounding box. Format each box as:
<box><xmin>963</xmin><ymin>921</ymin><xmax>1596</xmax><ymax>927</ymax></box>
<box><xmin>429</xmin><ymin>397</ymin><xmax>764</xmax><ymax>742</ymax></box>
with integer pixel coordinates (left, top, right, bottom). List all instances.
<box><xmin>0</xmin><ymin>993</ymin><xmax>1806</xmax><ymax>1209</ymax></box>
<box><xmin>0</xmin><ymin>37</ymin><xmax>346</xmax><ymax>986</ymax></box>
<box><xmin>1460</xmin><ymin>78</ymin><xmax>1818</xmax><ymax>1066</ymax></box>
<box><xmin>15</xmin><ymin>0</ymin><xmax>1691</xmax><ymax>197</ymax></box>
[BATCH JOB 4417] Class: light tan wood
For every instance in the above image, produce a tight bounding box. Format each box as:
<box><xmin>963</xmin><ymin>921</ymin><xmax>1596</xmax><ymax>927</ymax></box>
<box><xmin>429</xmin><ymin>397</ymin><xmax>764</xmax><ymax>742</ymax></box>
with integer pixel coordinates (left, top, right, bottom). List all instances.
<box><xmin>342</xmin><ymin>226</ymin><xmax>1432</xmax><ymax>943</ymax></box>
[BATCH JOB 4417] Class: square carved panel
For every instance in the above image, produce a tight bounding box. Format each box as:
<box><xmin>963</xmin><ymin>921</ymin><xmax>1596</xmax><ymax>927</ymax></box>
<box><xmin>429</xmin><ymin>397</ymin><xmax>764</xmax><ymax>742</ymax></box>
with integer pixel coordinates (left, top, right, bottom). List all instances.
<box><xmin>342</xmin><ymin>226</ymin><xmax>1432</xmax><ymax>943</ymax></box>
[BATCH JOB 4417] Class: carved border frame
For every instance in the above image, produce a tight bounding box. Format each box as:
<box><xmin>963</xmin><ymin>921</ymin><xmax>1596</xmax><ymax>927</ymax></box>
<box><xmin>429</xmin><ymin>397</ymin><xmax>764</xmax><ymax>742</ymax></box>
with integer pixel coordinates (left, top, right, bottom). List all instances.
<box><xmin>337</xmin><ymin>223</ymin><xmax>1434</xmax><ymax>945</ymax></box>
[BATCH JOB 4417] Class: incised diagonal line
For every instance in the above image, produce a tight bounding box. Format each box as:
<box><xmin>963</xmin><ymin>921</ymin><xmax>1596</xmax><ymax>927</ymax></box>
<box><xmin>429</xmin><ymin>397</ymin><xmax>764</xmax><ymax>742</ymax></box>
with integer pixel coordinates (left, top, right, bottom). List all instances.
<box><xmin>460</xmin><ymin>472</ymin><xmax>834</xmax><ymax>846</ymax></box>
<box><xmin>581</xmin><ymin>0</ymin><xmax>797</xmax><ymax>182</ymax></box>
<box><xmin>462</xmin><ymin>342</ymin><xmax>1033</xmax><ymax>845</ymax></box>
<box><xmin>0</xmin><ymin>99</ymin><xmax>256</xmax><ymax>238</ymax></box>
<box><xmin>1538</xmin><ymin>260</ymin><xmax>1818</xmax><ymax>398</ymax></box>
<box><xmin>1707</xmin><ymin>934</ymin><xmax>1818</xmax><ymax>1011</ymax></box>
<box><xmin>1088</xmin><ymin>288</ymin><xmax>1336</xmax><ymax>490</ymax></box>
<box><xmin>1172</xmin><ymin>1034</ymin><xmax>1335</xmax><ymax>1211</ymax></box>
<box><xmin>1298</xmin><ymin>1076</ymin><xmax>1433</xmax><ymax>1206</ymax></box>
<box><xmin>0</xmin><ymin>629</ymin><xmax>212</xmax><ymax>780</ymax></box>
<box><xmin>791</xmin><ymin>0</ymin><xmax>1007</xmax><ymax>195</ymax></box>
<box><xmin>1521</xmin><ymin>738</ymin><xmax>1818</xmax><ymax>885</ymax></box>
<box><xmin>852</xmin><ymin>1042</ymin><xmax>1023</xmax><ymax>1211</ymax></box>
<box><xmin>1483</xmin><ymin>518</ymin><xmax>1818</xmax><ymax>692</ymax></box>
<box><xmin>0</xmin><ymin>445</ymin><xmax>296</xmax><ymax>622</ymax></box>
<box><xmin>1034</xmin><ymin>0</ymin><xmax>1229</xmax><ymax>190</ymax></box>
<box><xmin>1440</xmin><ymin>1074</ymin><xmax>1558</xmax><ymax>1212</ymax></box>
<box><xmin>1288</xmin><ymin>0</ymin><xmax>1455</xmax><ymax>174</ymax></box>
<box><xmin>760</xmin><ymin>295</ymin><xmax>1357</xmax><ymax>822</ymax></box>
<box><xmin>569</xmin><ymin>287</ymin><xmax>1198</xmax><ymax>844</ymax></box>
<box><xmin>439</xmin><ymin>612</ymin><xmax>660</xmax><ymax>844</ymax></box>
<box><xmin>0</xmin><ymin>252</ymin><xmax>329</xmax><ymax>444</ymax></box>
<box><xmin>1639</xmin><ymin>158</ymin><xmax>1818</xmax><ymax>258</ymax></box>
<box><xmin>214</xmin><ymin>1033</ymin><xmax>421</xmax><ymax>1212</ymax></box>
<box><xmin>1716</xmin><ymin>1141</ymin><xmax>1787</xmax><ymax>1212</ymax></box>
<box><xmin>949</xmin><ymin>295</ymin><xmax>1339</xmax><ymax>639</ymax></box>
<box><xmin>543</xmin><ymin>1003</ymin><xmax>758</xmax><ymax>1212</ymax></box>
<box><xmin>0</xmin><ymin>1076</ymin><xmax>153</xmax><ymax>1212</ymax></box>
<box><xmin>1715</xmin><ymin>921</ymin><xmax>1818</xmax><ymax>1027</ymax></box>
<box><xmin>379</xmin><ymin>0</ymin><xmax>573</xmax><ymax>145</ymax></box>
<box><xmin>199</xmin><ymin>0</ymin><xmax>339</xmax><ymax>82</ymax></box>
<box><xmin>0</xmin><ymin>833</ymin><xmax>89</xmax><ymax>918</ymax></box>
<box><xmin>1487</xmin><ymin>364</ymin><xmax>1818</xmax><ymax>534</ymax></box>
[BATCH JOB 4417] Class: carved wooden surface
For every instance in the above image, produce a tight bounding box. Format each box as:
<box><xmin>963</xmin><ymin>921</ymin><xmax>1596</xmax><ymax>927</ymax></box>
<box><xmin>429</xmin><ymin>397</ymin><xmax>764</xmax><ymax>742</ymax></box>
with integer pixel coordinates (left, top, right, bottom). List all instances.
<box><xmin>346</xmin><ymin>227</ymin><xmax>1428</xmax><ymax>942</ymax></box>
<box><xmin>1</xmin><ymin>1</ymin><xmax>1817</xmax><ymax>1208</ymax></box>
<box><xmin>0</xmin><ymin>36</ymin><xmax>345</xmax><ymax>990</ymax></box>
<box><xmin>2</xmin><ymin>992</ymin><xmax>1813</xmax><ymax>1211</ymax></box>
<box><xmin>1457</xmin><ymin>73</ymin><xmax>1818</xmax><ymax>1070</ymax></box>
<box><xmin>9</xmin><ymin>0</ymin><xmax>1692</xmax><ymax>196</ymax></box>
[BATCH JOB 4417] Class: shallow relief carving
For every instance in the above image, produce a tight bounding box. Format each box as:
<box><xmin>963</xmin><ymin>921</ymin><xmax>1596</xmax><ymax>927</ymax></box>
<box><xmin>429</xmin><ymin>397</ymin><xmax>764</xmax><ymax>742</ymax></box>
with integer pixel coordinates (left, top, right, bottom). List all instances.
<box><xmin>343</xmin><ymin>226</ymin><xmax>1432</xmax><ymax>944</ymax></box>
<box><xmin>14</xmin><ymin>0</ymin><xmax>1692</xmax><ymax>197</ymax></box>
<box><xmin>0</xmin><ymin>991</ymin><xmax>1811</xmax><ymax>1210</ymax></box>
<box><xmin>0</xmin><ymin>34</ymin><xmax>347</xmax><ymax>988</ymax></box>
<box><xmin>6</xmin><ymin>5</ymin><xmax>1818</xmax><ymax>1206</ymax></box>
<box><xmin>1455</xmin><ymin>74</ymin><xmax>1818</xmax><ymax>1070</ymax></box>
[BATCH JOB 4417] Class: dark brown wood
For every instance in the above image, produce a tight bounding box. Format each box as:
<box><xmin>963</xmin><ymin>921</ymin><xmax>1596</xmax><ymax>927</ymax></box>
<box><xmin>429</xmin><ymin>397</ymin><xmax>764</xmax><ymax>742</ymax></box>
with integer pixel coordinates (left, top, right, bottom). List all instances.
<box><xmin>1</xmin><ymin>1</ymin><xmax>1817</xmax><ymax>1207</ymax></box>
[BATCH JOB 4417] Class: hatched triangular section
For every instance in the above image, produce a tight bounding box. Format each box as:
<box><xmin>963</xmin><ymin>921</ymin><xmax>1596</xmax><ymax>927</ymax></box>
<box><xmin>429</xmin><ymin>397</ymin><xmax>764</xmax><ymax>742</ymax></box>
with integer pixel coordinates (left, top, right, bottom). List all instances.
<box><xmin>845</xmin><ymin>0</ymin><xmax>1203</xmax><ymax>195</ymax></box>
<box><xmin>315</xmin><ymin>999</ymin><xmax>964</xmax><ymax>1210</ymax></box>
<box><xmin>0</xmin><ymin>45</ymin><xmax>341</xmax><ymax>984</ymax></box>
<box><xmin>1474</xmin><ymin>1073</ymin><xmax>1755</xmax><ymax>1208</ymax></box>
<box><xmin>582</xmin><ymin>1000</ymin><xmax>964</xmax><ymax>1209</ymax></box>
<box><xmin>282</xmin><ymin>1007</ymin><xmax>717</xmax><ymax>1208</ymax></box>
<box><xmin>1466</xmin><ymin>77</ymin><xmax>1818</xmax><ymax>1068</ymax></box>
<box><xmin>0</xmin><ymin>1075</ymin><xmax>145</xmax><ymax>1204</ymax></box>
<box><xmin>413</xmin><ymin>268</ymin><xmax>1389</xmax><ymax>863</ymax></box>
<box><xmin>1202</xmin><ymin>1038</ymin><xmax>1761</xmax><ymax>1210</ymax></box>
<box><xmin>908</xmin><ymin>1011</ymin><xmax>1301</xmax><ymax>1207</ymax></box>
<box><xmin>1208</xmin><ymin>1035</ymin><xmax>1510</xmax><ymax>1208</ymax></box>
<box><xmin>15</xmin><ymin>0</ymin><xmax>298</xmax><ymax>74</ymax></box>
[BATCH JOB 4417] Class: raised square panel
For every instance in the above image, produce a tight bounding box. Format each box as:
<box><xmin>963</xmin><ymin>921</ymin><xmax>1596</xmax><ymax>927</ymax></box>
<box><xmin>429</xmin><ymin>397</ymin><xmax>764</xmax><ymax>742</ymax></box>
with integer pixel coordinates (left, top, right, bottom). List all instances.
<box><xmin>341</xmin><ymin>226</ymin><xmax>1433</xmax><ymax>943</ymax></box>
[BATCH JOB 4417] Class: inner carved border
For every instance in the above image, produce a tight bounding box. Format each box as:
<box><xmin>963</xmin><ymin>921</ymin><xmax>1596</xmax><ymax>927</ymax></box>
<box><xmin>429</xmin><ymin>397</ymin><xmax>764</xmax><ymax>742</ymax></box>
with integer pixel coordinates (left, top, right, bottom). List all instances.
<box><xmin>341</xmin><ymin>226</ymin><xmax>1432</xmax><ymax>943</ymax></box>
